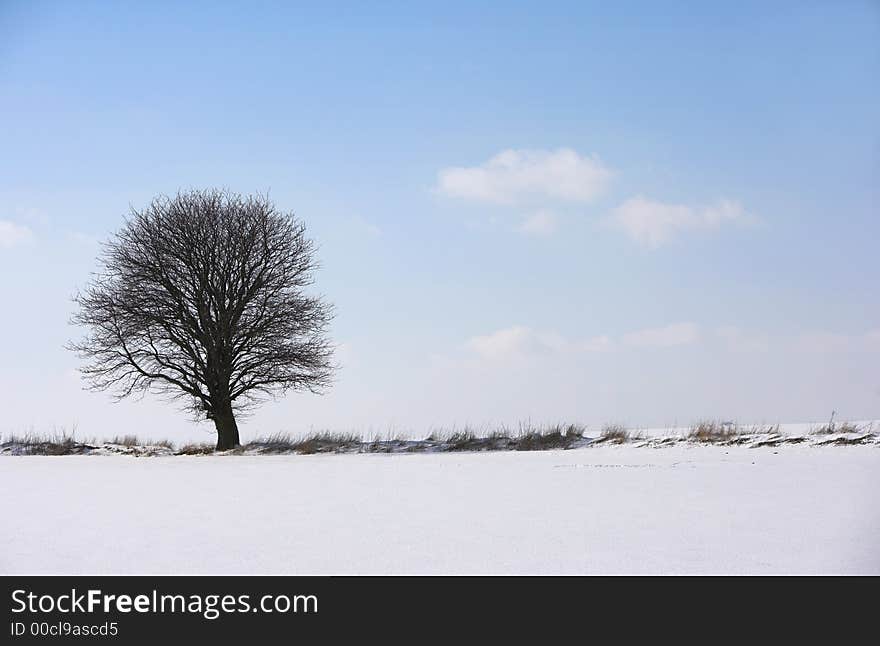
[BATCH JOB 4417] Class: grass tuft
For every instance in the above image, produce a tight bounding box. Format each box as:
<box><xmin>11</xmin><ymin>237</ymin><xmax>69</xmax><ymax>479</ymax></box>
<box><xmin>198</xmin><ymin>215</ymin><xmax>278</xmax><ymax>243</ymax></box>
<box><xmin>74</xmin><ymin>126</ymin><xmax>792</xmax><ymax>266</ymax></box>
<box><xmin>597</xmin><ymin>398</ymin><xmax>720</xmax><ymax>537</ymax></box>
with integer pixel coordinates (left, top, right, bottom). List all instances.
<box><xmin>176</xmin><ymin>443</ymin><xmax>215</xmax><ymax>455</ymax></box>
<box><xmin>687</xmin><ymin>420</ymin><xmax>739</xmax><ymax>444</ymax></box>
<box><xmin>108</xmin><ymin>435</ymin><xmax>140</xmax><ymax>447</ymax></box>
<box><xmin>244</xmin><ymin>431</ymin><xmax>362</xmax><ymax>455</ymax></box>
<box><xmin>0</xmin><ymin>429</ymin><xmax>84</xmax><ymax>456</ymax></box>
<box><xmin>513</xmin><ymin>423</ymin><xmax>585</xmax><ymax>451</ymax></box>
<box><xmin>810</xmin><ymin>421</ymin><xmax>863</xmax><ymax>435</ymax></box>
<box><xmin>600</xmin><ymin>424</ymin><xmax>630</xmax><ymax>444</ymax></box>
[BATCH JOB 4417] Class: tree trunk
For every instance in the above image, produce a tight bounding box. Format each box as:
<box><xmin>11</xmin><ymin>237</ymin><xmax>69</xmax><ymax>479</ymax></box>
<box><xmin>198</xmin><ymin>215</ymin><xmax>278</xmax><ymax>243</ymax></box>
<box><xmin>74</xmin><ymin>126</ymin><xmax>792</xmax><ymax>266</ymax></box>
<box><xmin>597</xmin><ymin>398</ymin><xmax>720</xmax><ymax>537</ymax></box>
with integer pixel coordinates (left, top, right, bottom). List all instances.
<box><xmin>213</xmin><ymin>404</ymin><xmax>241</xmax><ymax>451</ymax></box>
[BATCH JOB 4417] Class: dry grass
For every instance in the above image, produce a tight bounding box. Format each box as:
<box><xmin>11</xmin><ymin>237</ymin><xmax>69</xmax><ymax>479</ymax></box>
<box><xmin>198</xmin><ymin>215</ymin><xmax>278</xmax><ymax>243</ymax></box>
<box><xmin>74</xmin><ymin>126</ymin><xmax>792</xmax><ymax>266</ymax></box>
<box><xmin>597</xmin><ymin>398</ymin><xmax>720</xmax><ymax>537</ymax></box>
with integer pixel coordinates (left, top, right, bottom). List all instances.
<box><xmin>420</xmin><ymin>424</ymin><xmax>585</xmax><ymax>452</ymax></box>
<box><xmin>244</xmin><ymin>431</ymin><xmax>362</xmax><ymax>455</ymax></box>
<box><xmin>421</xmin><ymin>427</ymin><xmax>509</xmax><ymax>451</ymax></box>
<box><xmin>687</xmin><ymin>420</ymin><xmax>740</xmax><ymax>443</ymax></box>
<box><xmin>513</xmin><ymin>423</ymin><xmax>585</xmax><ymax>451</ymax></box>
<box><xmin>0</xmin><ymin>429</ymin><xmax>86</xmax><ymax>455</ymax></box>
<box><xmin>3</xmin><ymin>419</ymin><xmax>873</xmax><ymax>457</ymax></box>
<box><xmin>176</xmin><ymin>443</ymin><xmax>215</xmax><ymax>455</ymax></box>
<box><xmin>818</xmin><ymin>435</ymin><xmax>873</xmax><ymax>446</ymax></box>
<box><xmin>740</xmin><ymin>424</ymin><xmax>780</xmax><ymax>435</ymax></box>
<box><xmin>108</xmin><ymin>435</ymin><xmax>140</xmax><ymax>447</ymax></box>
<box><xmin>364</xmin><ymin>432</ymin><xmax>411</xmax><ymax>453</ymax></box>
<box><xmin>445</xmin><ymin>429</ymin><xmax>481</xmax><ymax>451</ymax></box>
<box><xmin>1</xmin><ymin>429</ymin><xmax>178</xmax><ymax>455</ymax></box>
<box><xmin>107</xmin><ymin>434</ymin><xmax>174</xmax><ymax>449</ymax></box>
<box><xmin>600</xmin><ymin>424</ymin><xmax>630</xmax><ymax>444</ymax></box>
<box><xmin>810</xmin><ymin>421</ymin><xmax>864</xmax><ymax>435</ymax></box>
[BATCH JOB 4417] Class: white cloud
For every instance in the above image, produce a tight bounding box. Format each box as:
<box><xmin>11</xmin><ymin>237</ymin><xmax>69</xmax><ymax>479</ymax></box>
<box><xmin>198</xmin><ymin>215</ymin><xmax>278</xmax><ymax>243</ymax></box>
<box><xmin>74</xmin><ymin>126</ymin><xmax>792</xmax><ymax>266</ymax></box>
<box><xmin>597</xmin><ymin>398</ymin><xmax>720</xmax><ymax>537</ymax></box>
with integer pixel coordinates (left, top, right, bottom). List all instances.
<box><xmin>516</xmin><ymin>210</ymin><xmax>558</xmax><ymax>237</ymax></box>
<box><xmin>576</xmin><ymin>335</ymin><xmax>614</xmax><ymax>353</ymax></box>
<box><xmin>622</xmin><ymin>322</ymin><xmax>700</xmax><ymax>348</ymax></box>
<box><xmin>467</xmin><ymin>326</ymin><xmax>612</xmax><ymax>360</ymax></box>
<box><xmin>470</xmin><ymin>324</ymin><xmax>880</xmax><ymax>360</ymax></box>
<box><xmin>608</xmin><ymin>197</ymin><xmax>750</xmax><ymax>247</ymax></box>
<box><xmin>467</xmin><ymin>326</ymin><xmax>548</xmax><ymax>359</ymax></box>
<box><xmin>0</xmin><ymin>220</ymin><xmax>33</xmax><ymax>248</ymax></box>
<box><xmin>468</xmin><ymin>322</ymin><xmax>700</xmax><ymax>359</ymax></box>
<box><xmin>436</xmin><ymin>148</ymin><xmax>612</xmax><ymax>205</ymax></box>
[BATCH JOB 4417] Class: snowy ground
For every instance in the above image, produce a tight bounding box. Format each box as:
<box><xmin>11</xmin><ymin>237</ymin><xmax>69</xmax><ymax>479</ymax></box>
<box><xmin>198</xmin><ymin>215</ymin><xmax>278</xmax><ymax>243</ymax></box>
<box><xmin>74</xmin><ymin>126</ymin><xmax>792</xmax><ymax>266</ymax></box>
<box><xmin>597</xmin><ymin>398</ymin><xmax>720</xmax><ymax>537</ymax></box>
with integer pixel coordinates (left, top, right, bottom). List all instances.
<box><xmin>2</xmin><ymin>445</ymin><xmax>878</xmax><ymax>574</ymax></box>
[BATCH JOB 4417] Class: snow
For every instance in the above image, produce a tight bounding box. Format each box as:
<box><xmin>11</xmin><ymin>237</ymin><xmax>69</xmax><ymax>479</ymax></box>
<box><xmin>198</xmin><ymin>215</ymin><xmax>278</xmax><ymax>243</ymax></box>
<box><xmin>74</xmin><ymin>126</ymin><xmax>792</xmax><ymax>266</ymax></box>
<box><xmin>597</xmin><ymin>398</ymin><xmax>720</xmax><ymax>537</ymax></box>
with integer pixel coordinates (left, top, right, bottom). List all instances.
<box><xmin>2</xmin><ymin>445</ymin><xmax>878</xmax><ymax>574</ymax></box>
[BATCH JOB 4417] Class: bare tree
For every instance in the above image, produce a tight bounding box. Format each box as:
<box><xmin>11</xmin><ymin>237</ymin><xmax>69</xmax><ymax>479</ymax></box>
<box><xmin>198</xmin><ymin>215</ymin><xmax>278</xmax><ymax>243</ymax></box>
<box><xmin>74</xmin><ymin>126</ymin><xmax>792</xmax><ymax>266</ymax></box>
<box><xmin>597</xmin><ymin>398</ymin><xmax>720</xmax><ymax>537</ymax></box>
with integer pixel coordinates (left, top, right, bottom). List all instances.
<box><xmin>70</xmin><ymin>189</ymin><xmax>334</xmax><ymax>450</ymax></box>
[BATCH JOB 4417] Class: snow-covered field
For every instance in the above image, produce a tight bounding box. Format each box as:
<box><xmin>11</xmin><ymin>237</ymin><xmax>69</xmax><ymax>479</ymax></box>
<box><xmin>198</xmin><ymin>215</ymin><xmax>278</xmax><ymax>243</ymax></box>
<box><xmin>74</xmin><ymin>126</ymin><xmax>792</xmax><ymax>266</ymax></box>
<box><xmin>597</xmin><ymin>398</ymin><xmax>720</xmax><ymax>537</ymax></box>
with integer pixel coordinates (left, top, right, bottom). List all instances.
<box><xmin>2</xmin><ymin>445</ymin><xmax>878</xmax><ymax>574</ymax></box>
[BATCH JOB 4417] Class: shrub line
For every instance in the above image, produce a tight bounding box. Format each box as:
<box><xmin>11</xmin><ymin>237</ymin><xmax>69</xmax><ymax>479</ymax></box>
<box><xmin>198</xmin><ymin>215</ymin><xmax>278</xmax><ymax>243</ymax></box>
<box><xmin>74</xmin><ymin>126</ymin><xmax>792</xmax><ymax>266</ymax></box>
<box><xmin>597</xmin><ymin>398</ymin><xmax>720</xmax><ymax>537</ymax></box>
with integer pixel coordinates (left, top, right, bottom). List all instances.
<box><xmin>1</xmin><ymin>421</ymin><xmax>877</xmax><ymax>457</ymax></box>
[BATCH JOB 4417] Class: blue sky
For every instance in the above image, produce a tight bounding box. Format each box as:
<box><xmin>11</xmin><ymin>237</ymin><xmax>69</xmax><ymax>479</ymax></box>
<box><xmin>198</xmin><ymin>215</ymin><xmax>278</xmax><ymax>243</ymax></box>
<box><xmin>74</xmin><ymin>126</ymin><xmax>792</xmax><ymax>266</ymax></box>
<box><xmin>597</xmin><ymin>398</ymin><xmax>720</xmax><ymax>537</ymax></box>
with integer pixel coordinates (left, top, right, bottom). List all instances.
<box><xmin>1</xmin><ymin>1</ymin><xmax>878</xmax><ymax>441</ymax></box>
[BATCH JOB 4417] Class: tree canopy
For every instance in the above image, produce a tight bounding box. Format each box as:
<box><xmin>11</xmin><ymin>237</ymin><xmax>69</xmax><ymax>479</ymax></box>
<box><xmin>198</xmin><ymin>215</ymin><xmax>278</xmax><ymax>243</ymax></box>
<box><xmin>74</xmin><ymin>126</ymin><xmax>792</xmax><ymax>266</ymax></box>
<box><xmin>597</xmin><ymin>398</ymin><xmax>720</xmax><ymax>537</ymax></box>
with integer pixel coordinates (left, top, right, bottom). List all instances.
<box><xmin>70</xmin><ymin>189</ymin><xmax>334</xmax><ymax>450</ymax></box>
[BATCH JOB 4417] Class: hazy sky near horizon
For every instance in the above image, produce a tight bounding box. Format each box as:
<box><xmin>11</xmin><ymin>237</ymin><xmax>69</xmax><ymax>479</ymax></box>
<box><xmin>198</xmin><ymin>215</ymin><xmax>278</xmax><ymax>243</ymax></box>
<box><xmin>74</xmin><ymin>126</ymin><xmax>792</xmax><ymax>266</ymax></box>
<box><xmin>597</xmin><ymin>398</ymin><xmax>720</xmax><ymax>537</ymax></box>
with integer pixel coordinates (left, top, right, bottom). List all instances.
<box><xmin>1</xmin><ymin>1</ymin><xmax>878</xmax><ymax>442</ymax></box>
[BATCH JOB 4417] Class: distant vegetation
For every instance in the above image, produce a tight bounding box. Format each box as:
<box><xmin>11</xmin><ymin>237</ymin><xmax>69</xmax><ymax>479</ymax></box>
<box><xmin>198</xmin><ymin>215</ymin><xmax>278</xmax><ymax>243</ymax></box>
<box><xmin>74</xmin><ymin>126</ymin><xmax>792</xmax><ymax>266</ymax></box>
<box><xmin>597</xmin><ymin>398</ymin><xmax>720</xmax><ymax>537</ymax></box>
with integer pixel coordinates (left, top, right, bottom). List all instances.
<box><xmin>2</xmin><ymin>419</ymin><xmax>876</xmax><ymax>456</ymax></box>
